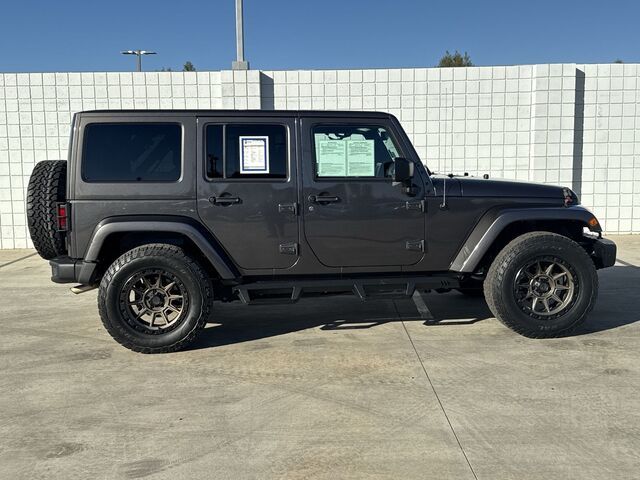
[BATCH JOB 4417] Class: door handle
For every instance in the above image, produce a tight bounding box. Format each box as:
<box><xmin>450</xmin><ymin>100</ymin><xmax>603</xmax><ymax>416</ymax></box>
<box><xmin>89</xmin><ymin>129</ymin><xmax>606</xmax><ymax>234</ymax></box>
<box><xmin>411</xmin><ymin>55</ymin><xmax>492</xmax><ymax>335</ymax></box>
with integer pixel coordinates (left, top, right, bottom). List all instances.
<box><xmin>209</xmin><ymin>196</ymin><xmax>241</xmax><ymax>205</ymax></box>
<box><xmin>308</xmin><ymin>194</ymin><xmax>340</xmax><ymax>204</ymax></box>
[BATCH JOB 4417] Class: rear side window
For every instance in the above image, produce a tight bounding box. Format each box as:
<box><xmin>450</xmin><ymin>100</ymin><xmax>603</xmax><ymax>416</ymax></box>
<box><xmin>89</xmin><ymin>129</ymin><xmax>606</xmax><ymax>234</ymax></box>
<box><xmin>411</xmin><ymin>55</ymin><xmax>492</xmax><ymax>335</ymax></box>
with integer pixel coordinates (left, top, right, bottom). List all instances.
<box><xmin>205</xmin><ymin>124</ymin><xmax>288</xmax><ymax>180</ymax></box>
<box><xmin>82</xmin><ymin>123</ymin><xmax>182</xmax><ymax>182</ymax></box>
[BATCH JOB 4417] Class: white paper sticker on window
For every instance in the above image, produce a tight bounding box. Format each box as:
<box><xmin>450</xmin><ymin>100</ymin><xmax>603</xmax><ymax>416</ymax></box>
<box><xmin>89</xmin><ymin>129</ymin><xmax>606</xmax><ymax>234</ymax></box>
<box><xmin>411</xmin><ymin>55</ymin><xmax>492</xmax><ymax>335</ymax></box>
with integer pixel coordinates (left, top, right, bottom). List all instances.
<box><xmin>316</xmin><ymin>140</ymin><xmax>347</xmax><ymax>177</ymax></box>
<box><xmin>239</xmin><ymin>136</ymin><xmax>269</xmax><ymax>174</ymax></box>
<box><xmin>346</xmin><ymin>140</ymin><xmax>375</xmax><ymax>177</ymax></box>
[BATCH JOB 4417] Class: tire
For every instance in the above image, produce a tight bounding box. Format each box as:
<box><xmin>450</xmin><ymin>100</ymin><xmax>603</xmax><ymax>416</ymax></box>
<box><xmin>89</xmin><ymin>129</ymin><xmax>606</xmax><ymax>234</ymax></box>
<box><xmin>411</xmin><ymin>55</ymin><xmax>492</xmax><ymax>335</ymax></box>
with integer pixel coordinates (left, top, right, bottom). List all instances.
<box><xmin>484</xmin><ymin>232</ymin><xmax>598</xmax><ymax>338</ymax></box>
<box><xmin>26</xmin><ymin>160</ymin><xmax>67</xmax><ymax>259</ymax></box>
<box><xmin>98</xmin><ymin>244</ymin><xmax>213</xmax><ymax>353</ymax></box>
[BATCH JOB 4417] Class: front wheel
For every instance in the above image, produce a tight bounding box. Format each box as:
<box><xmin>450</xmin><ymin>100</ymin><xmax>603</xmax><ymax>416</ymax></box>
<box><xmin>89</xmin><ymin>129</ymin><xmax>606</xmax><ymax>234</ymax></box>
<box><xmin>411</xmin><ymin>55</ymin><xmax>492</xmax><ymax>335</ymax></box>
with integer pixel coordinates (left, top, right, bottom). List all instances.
<box><xmin>98</xmin><ymin>244</ymin><xmax>213</xmax><ymax>353</ymax></box>
<box><xmin>484</xmin><ymin>232</ymin><xmax>598</xmax><ymax>338</ymax></box>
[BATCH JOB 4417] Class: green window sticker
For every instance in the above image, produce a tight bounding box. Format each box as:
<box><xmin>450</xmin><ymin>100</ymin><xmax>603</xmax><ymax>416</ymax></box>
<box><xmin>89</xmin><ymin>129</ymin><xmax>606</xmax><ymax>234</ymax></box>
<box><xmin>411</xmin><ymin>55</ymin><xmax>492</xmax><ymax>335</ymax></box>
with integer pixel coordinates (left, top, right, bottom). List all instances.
<box><xmin>316</xmin><ymin>139</ymin><xmax>347</xmax><ymax>176</ymax></box>
<box><xmin>346</xmin><ymin>140</ymin><xmax>375</xmax><ymax>177</ymax></box>
<box><xmin>314</xmin><ymin>126</ymin><xmax>396</xmax><ymax>178</ymax></box>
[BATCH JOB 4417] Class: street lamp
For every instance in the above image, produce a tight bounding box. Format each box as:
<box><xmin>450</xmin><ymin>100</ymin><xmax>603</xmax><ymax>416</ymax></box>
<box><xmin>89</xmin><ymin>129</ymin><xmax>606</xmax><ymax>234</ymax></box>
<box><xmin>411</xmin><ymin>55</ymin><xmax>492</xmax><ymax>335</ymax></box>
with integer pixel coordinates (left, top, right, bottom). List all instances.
<box><xmin>121</xmin><ymin>50</ymin><xmax>157</xmax><ymax>72</ymax></box>
<box><xmin>232</xmin><ymin>0</ymin><xmax>249</xmax><ymax>70</ymax></box>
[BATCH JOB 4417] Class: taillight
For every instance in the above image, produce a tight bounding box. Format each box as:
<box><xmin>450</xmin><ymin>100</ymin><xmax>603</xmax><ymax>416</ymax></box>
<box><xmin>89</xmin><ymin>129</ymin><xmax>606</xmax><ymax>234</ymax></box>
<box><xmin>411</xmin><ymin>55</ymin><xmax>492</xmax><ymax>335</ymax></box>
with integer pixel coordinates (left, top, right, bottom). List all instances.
<box><xmin>56</xmin><ymin>203</ymin><xmax>69</xmax><ymax>231</ymax></box>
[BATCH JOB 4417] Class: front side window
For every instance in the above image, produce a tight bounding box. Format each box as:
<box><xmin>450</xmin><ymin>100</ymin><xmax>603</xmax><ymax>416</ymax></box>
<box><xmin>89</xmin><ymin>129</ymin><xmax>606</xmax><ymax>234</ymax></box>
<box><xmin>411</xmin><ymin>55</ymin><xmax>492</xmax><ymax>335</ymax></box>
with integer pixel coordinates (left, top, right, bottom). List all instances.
<box><xmin>206</xmin><ymin>124</ymin><xmax>288</xmax><ymax>180</ymax></box>
<box><xmin>313</xmin><ymin>125</ymin><xmax>402</xmax><ymax>179</ymax></box>
<box><xmin>82</xmin><ymin>123</ymin><xmax>182</xmax><ymax>182</ymax></box>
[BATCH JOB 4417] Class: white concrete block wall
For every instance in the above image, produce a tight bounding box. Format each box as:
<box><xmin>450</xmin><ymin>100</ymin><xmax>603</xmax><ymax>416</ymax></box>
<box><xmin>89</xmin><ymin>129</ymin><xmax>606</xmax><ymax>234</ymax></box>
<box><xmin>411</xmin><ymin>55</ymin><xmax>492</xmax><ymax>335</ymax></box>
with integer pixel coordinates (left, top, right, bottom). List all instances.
<box><xmin>0</xmin><ymin>70</ymin><xmax>259</xmax><ymax>248</ymax></box>
<box><xmin>578</xmin><ymin>63</ymin><xmax>640</xmax><ymax>233</ymax></box>
<box><xmin>260</xmin><ymin>64</ymin><xmax>639</xmax><ymax>233</ymax></box>
<box><xmin>529</xmin><ymin>64</ymin><xmax>578</xmax><ymax>187</ymax></box>
<box><xmin>0</xmin><ymin>64</ymin><xmax>638</xmax><ymax>248</ymax></box>
<box><xmin>263</xmin><ymin>66</ymin><xmax>537</xmax><ymax>180</ymax></box>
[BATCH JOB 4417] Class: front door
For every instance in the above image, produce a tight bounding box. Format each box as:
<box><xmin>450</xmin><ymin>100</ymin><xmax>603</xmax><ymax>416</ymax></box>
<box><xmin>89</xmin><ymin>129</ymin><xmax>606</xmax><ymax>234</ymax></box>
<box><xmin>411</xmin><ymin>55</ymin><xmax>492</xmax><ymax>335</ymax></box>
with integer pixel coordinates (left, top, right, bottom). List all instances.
<box><xmin>196</xmin><ymin>116</ymin><xmax>299</xmax><ymax>270</ymax></box>
<box><xmin>301</xmin><ymin>119</ymin><xmax>425</xmax><ymax>268</ymax></box>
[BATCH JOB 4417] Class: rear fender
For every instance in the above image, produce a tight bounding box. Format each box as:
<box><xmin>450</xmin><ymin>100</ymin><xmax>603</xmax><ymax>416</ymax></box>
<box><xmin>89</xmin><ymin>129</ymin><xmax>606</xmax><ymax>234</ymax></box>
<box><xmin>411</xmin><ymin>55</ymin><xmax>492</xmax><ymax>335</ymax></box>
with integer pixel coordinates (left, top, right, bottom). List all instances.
<box><xmin>84</xmin><ymin>217</ymin><xmax>239</xmax><ymax>280</ymax></box>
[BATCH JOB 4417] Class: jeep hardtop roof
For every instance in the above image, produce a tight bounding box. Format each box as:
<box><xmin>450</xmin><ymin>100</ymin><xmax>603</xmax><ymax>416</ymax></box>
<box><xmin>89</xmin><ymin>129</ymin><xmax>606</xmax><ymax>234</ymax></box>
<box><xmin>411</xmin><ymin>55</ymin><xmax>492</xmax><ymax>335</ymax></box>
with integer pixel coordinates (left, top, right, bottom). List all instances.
<box><xmin>77</xmin><ymin>109</ymin><xmax>396</xmax><ymax>119</ymax></box>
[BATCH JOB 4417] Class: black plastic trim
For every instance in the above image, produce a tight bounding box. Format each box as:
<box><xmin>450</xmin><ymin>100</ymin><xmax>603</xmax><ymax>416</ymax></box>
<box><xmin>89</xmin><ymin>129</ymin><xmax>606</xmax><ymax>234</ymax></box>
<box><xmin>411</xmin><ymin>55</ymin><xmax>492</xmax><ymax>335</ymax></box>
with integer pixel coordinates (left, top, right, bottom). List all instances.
<box><xmin>49</xmin><ymin>256</ymin><xmax>98</xmax><ymax>284</ymax></box>
<box><xmin>84</xmin><ymin>218</ymin><xmax>239</xmax><ymax>279</ymax></box>
<box><xmin>591</xmin><ymin>237</ymin><xmax>617</xmax><ymax>269</ymax></box>
<box><xmin>450</xmin><ymin>206</ymin><xmax>602</xmax><ymax>272</ymax></box>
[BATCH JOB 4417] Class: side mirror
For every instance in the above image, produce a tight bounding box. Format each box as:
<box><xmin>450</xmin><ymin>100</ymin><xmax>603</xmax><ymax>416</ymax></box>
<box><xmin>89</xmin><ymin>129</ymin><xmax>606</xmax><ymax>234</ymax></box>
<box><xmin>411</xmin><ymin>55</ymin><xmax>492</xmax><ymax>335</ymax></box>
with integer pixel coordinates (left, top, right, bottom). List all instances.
<box><xmin>393</xmin><ymin>157</ymin><xmax>414</xmax><ymax>184</ymax></box>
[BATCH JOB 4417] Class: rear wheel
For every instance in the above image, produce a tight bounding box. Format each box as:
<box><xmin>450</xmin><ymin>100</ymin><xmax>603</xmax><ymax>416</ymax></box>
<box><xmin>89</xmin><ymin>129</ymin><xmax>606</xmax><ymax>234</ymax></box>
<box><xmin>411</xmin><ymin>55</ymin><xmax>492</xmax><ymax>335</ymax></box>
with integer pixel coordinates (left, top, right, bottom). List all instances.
<box><xmin>484</xmin><ymin>232</ymin><xmax>598</xmax><ymax>338</ymax></box>
<box><xmin>26</xmin><ymin>160</ymin><xmax>67</xmax><ymax>259</ymax></box>
<box><xmin>98</xmin><ymin>244</ymin><xmax>212</xmax><ymax>353</ymax></box>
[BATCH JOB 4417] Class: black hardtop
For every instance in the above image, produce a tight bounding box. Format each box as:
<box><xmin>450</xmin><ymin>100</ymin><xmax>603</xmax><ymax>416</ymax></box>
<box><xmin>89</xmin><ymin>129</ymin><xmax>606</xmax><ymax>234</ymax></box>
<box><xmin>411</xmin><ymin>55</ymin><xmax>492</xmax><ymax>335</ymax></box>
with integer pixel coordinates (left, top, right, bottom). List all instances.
<box><xmin>77</xmin><ymin>109</ymin><xmax>396</xmax><ymax>120</ymax></box>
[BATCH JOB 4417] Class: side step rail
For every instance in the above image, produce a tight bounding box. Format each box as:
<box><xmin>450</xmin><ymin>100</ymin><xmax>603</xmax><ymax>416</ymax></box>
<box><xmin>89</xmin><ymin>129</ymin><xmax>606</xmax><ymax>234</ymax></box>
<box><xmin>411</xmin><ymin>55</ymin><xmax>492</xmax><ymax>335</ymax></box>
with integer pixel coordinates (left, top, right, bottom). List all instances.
<box><xmin>235</xmin><ymin>285</ymin><xmax>303</xmax><ymax>305</ymax></box>
<box><xmin>233</xmin><ymin>276</ymin><xmax>457</xmax><ymax>305</ymax></box>
<box><xmin>351</xmin><ymin>280</ymin><xmax>416</xmax><ymax>301</ymax></box>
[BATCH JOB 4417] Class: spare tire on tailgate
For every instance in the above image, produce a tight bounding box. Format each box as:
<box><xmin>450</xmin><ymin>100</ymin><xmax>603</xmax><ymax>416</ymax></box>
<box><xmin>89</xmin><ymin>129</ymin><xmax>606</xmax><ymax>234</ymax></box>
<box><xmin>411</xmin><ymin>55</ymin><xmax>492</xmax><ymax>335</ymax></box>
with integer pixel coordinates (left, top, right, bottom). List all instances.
<box><xmin>26</xmin><ymin>160</ymin><xmax>68</xmax><ymax>259</ymax></box>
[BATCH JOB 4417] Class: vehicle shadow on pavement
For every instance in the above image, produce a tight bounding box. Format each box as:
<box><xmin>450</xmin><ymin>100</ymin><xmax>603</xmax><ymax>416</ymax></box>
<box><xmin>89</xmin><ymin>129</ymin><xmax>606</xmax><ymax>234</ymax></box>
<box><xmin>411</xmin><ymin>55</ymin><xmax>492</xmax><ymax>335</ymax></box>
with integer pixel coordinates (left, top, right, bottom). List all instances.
<box><xmin>187</xmin><ymin>264</ymin><xmax>640</xmax><ymax>350</ymax></box>
<box><xmin>188</xmin><ymin>293</ymin><xmax>494</xmax><ymax>350</ymax></box>
<box><xmin>571</xmin><ymin>264</ymin><xmax>640</xmax><ymax>336</ymax></box>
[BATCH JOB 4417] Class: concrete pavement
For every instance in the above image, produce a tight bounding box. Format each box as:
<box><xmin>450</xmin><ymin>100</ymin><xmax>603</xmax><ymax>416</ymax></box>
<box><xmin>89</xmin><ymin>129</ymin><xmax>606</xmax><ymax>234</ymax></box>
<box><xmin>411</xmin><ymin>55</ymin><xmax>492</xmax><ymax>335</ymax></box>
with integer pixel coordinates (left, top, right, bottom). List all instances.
<box><xmin>0</xmin><ymin>235</ymin><xmax>638</xmax><ymax>479</ymax></box>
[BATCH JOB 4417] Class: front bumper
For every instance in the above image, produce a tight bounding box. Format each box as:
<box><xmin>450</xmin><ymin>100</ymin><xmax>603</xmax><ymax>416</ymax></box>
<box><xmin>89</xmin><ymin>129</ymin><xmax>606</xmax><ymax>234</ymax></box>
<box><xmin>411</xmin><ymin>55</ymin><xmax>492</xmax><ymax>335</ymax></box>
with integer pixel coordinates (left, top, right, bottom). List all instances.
<box><xmin>589</xmin><ymin>236</ymin><xmax>617</xmax><ymax>269</ymax></box>
<box><xmin>50</xmin><ymin>256</ymin><xmax>98</xmax><ymax>284</ymax></box>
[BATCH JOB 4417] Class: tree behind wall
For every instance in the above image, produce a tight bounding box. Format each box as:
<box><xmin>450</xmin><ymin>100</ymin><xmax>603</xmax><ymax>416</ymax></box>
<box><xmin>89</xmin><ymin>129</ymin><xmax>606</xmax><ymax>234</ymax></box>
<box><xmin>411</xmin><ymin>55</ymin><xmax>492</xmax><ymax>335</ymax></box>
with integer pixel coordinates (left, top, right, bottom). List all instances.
<box><xmin>183</xmin><ymin>61</ymin><xmax>196</xmax><ymax>72</ymax></box>
<box><xmin>438</xmin><ymin>51</ymin><xmax>473</xmax><ymax>67</ymax></box>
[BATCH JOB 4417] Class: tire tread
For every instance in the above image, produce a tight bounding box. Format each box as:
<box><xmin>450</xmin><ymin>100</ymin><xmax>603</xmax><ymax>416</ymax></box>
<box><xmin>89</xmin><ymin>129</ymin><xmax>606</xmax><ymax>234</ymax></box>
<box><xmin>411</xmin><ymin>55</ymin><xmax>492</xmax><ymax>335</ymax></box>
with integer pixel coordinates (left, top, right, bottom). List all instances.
<box><xmin>484</xmin><ymin>231</ymin><xmax>598</xmax><ymax>338</ymax></box>
<box><xmin>98</xmin><ymin>243</ymin><xmax>212</xmax><ymax>353</ymax></box>
<box><xmin>26</xmin><ymin>160</ymin><xmax>67</xmax><ymax>259</ymax></box>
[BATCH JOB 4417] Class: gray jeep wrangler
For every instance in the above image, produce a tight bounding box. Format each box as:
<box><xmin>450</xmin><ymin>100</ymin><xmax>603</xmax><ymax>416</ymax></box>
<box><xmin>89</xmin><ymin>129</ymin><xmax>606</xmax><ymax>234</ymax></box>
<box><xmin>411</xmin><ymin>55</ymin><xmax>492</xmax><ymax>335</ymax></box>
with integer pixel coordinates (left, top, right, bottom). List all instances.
<box><xmin>26</xmin><ymin>110</ymin><xmax>616</xmax><ymax>353</ymax></box>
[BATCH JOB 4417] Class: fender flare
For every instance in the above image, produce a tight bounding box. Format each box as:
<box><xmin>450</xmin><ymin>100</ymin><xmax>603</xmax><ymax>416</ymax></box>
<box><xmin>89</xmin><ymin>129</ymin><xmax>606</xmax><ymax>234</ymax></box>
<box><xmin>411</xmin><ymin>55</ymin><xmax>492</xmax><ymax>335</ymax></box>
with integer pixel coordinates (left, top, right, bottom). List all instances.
<box><xmin>84</xmin><ymin>218</ymin><xmax>239</xmax><ymax>280</ymax></box>
<box><xmin>450</xmin><ymin>206</ymin><xmax>600</xmax><ymax>273</ymax></box>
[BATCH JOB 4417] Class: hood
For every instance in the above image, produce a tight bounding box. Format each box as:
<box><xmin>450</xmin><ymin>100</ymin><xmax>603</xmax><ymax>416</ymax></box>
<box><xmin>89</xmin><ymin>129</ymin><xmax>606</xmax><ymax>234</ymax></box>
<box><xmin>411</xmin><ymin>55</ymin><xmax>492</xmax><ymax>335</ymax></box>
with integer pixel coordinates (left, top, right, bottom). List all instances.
<box><xmin>455</xmin><ymin>176</ymin><xmax>567</xmax><ymax>198</ymax></box>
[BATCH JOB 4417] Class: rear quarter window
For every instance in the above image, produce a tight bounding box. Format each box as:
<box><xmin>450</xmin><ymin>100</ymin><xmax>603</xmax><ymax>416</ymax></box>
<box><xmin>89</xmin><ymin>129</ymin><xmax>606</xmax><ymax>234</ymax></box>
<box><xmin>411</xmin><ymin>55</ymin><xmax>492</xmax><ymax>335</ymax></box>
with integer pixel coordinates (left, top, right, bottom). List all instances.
<box><xmin>82</xmin><ymin>123</ymin><xmax>182</xmax><ymax>182</ymax></box>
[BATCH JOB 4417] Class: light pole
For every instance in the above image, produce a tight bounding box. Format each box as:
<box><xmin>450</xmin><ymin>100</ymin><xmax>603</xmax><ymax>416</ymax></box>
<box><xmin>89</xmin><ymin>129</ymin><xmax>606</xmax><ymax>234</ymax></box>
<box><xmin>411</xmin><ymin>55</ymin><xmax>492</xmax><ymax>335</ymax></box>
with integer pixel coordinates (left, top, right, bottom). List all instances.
<box><xmin>232</xmin><ymin>0</ymin><xmax>249</xmax><ymax>70</ymax></box>
<box><xmin>121</xmin><ymin>50</ymin><xmax>157</xmax><ymax>72</ymax></box>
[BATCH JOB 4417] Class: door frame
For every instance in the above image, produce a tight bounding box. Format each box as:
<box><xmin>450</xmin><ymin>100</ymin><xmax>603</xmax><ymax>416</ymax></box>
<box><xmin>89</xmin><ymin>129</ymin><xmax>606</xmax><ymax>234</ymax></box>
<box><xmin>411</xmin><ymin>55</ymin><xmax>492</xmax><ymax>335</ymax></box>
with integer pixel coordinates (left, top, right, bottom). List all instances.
<box><xmin>299</xmin><ymin>115</ymin><xmax>427</xmax><ymax>268</ymax></box>
<box><xmin>195</xmin><ymin>114</ymin><xmax>301</xmax><ymax>272</ymax></box>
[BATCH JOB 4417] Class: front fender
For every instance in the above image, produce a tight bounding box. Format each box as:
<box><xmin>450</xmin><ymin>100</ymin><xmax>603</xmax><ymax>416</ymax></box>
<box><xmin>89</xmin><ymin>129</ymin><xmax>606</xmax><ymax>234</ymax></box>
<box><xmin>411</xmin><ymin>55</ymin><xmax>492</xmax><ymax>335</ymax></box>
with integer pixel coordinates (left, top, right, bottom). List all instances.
<box><xmin>450</xmin><ymin>206</ymin><xmax>601</xmax><ymax>273</ymax></box>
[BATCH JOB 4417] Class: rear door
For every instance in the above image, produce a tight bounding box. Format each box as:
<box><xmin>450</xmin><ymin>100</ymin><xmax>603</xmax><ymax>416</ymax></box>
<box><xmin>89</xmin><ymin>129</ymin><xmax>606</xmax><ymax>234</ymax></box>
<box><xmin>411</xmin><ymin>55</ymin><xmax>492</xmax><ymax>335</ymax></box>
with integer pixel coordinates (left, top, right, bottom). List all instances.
<box><xmin>301</xmin><ymin>118</ymin><xmax>425</xmax><ymax>268</ymax></box>
<box><xmin>196</xmin><ymin>116</ymin><xmax>299</xmax><ymax>270</ymax></box>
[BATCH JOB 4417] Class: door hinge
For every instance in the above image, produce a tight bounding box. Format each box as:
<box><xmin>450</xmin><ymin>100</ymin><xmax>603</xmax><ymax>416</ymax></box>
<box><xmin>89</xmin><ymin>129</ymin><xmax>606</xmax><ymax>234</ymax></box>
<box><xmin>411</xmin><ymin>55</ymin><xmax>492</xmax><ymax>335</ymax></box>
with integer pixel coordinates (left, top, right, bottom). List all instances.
<box><xmin>405</xmin><ymin>199</ymin><xmax>425</xmax><ymax>212</ymax></box>
<box><xmin>406</xmin><ymin>240</ymin><xmax>425</xmax><ymax>252</ymax></box>
<box><xmin>279</xmin><ymin>242</ymin><xmax>298</xmax><ymax>255</ymax></box>
<box><xmin>278</xmin><ymin>202</ymin><xmax>298</xmax><ymax>215</ymax></box>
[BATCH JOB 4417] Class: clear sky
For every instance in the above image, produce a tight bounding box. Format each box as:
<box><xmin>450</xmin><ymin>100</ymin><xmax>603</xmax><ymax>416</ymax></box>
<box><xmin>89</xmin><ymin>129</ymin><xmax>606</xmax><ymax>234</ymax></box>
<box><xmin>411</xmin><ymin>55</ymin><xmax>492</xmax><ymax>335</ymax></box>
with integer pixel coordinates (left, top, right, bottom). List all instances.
<box><xmin>1</xmin><ymin>0</ymin><xmax>638</xmax><ymax>72</ymax></box>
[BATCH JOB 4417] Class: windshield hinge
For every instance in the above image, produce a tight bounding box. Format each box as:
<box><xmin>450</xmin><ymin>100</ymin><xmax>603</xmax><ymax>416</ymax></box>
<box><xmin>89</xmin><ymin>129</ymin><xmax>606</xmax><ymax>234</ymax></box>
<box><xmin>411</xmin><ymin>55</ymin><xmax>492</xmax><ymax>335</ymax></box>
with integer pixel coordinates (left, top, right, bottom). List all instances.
<box><xmin>405</xmin><ymin>199</ymin><xmax>425</xmax><ymax>212</ymax></box>
<box><xmin>278</xmin><ymin>202</ymin><xmax>298</xmax><ymax>215</ymax></box>
<box><xmin>406</xmin><ymin>240</ymin><xmax>425</xmax><ymax>252</ymax></box>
